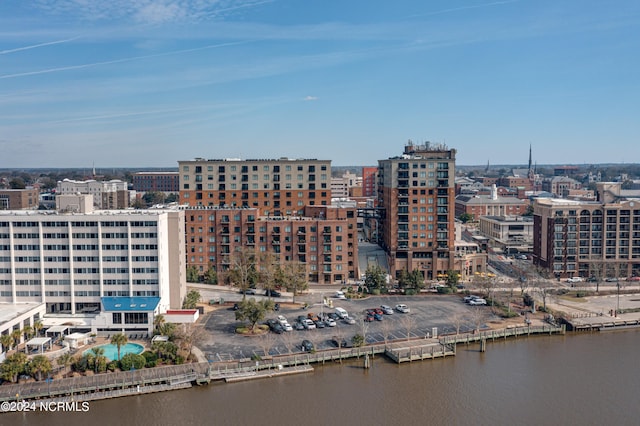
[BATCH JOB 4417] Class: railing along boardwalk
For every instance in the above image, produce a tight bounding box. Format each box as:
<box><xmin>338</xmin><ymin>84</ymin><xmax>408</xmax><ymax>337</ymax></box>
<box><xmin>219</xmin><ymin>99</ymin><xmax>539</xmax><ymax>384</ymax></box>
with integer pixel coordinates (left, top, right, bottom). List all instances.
<box><xmin>438</xmin><ymin>324</ymin><xmax>565</xmax><ymax>346</ymax></box>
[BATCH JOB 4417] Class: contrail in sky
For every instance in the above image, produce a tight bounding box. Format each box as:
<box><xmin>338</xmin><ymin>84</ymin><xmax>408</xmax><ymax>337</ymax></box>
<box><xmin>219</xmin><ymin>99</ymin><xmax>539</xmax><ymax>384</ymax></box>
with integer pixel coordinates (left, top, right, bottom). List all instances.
<box><xmin>410</xmin><ymin>0</ymin><xmax>520</xmax><ymax>18</ymax></box>
<box><xmin>0</xmin><ymin>37</ymin><xmax>80</xmax><ymax>55</ymax></box>
<box><xmin>0</xmin><ymin>39</ymin><xmax>255</xmax><ymax>80</ymax></box>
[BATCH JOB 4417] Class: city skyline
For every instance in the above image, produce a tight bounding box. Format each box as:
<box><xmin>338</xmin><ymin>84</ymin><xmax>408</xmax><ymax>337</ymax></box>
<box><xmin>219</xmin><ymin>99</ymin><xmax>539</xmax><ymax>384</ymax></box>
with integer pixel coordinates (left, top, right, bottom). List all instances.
<box><xmin>1</xmin><ymin>1</ymin><xmax>639</xmax><ymax>168</ymax></box>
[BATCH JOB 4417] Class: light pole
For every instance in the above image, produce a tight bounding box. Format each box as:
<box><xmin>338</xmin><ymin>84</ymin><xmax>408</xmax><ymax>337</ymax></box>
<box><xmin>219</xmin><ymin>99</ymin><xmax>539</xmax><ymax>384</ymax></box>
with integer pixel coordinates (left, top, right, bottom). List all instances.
<box><xmin>616</xmin><ymin>282</ymin><xmax>620</xmax><ymax>315</ymax></box>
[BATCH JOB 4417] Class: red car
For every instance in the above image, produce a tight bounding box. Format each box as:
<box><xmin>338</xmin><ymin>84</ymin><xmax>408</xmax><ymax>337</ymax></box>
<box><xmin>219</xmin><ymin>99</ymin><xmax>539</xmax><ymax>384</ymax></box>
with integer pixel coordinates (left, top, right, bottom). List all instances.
<box><xmin>628</xmin><ymin>276</ymin><xmax>640</xmax><ymax>282</ymax></box>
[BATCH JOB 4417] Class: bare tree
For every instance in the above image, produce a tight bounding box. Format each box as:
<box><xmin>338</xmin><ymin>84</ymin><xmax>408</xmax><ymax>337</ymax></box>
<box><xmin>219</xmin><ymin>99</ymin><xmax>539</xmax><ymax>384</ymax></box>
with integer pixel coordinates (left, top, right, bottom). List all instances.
<box><xmin>358</xmin><ymin>315</ymin><xmax>370</xmax><ymax>345</ymax></box>
<box><xmin>281</xmin><ymin>331</ymin><xmax>297</xmax><ymax>354</ymax></box>
<box><xmin>468</xmin><ymin>307</ymin><xmax>489</xmax><ymax>333</ymax></box>
<box><xmin>258</xmin><ymin>331</ymin><xmax>277</xmax><ymax>358</ymax></box>
<box><xmin>282</xmin><ymin>260</ymin><xmax>308</xmax><ymax>303</ymax></box>
<box><xmin>380</xmin><ymin>318</ymin><xmax>394</xmax><ymax>345</ymax></box>
<box><xmin>227</xmin><ymin>247</ymin><xmax>258</xmax><ymax>300</ymax></box>
<box><xmin>451</xmin><ymin>312</ymin><xmax>465</xmax><ymax>335</ymax></box>
<box><xmin>174</xmin><ymin>323</ymin><xmax>207</xmax><ymax>361</ymax></box>
<box><xmin>399</xmin><ymin>314</ymin><xmax>416</xmax><ymax>341</ymax></box>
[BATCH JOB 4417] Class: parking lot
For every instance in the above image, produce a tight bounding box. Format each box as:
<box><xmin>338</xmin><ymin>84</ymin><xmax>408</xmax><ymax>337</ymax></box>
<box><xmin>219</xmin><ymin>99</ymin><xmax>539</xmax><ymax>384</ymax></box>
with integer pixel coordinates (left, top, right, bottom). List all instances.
<box><xmin>199</xmin><ymin>294</ymin><xmax>499</xmax><ymax>361</ymax></box>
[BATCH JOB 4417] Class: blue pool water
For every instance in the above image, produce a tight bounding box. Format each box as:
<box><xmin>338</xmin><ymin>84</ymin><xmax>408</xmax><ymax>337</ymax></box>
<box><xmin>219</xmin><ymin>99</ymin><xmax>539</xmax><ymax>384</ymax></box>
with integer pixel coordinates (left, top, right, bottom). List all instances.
<box><xmin>84</xmin><ymin>342</ymin><xmax>144</xmax><ymax>361</ymax></box>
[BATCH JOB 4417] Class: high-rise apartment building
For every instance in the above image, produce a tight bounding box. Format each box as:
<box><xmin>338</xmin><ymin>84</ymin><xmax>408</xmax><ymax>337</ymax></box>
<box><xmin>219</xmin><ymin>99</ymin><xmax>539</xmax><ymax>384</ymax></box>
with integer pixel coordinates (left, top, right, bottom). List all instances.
<box><xmin>377</xmin><ymin>142</ymin><xmax>456</xmax><ymax>280</ymax></box>
<box><xmin>132</xmin><ymin>172</ymin><xmax>179</xmax><ymax>193</ymax></box>
<box><xmin>533</xmin><ymin>183</ymin><xmax>640</xmax><ymax>279</ymax></box>
<box><xmin>362</xmin><ymin>167</ymin><xmax>377</xmax><ymax>198</ymax></box>
<box><xmin>178</xmin><ymin>158</ymin><xmax>331</xmax><ymax>216</ymax></box>
<box><xmin>179</xmin><ymin>157</ymin><xmax>358</xmax><ymax>284</ymax></box>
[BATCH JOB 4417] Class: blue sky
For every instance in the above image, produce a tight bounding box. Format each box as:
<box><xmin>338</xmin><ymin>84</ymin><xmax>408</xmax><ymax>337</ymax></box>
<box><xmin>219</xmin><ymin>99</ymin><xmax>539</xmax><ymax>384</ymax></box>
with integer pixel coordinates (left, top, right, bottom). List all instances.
<box><xmin>1</xmin><ymin>0</ymin><xmax>639</xmax><ymax>168</ymax></box>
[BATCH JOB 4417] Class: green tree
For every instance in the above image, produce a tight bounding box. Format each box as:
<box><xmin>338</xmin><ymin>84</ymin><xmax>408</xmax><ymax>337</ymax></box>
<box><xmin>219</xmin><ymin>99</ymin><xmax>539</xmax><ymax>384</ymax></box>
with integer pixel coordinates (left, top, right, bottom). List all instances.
<box><xmin>445</xmin><ymin>270</ymin><xmax>460</xmax><ymax>288</ymax></box>
<box><xmin>351</xmin><ymin>334</ymin><xmax>365</xmax><ymax>348</ymax></box>
<box><xmin>182</xmin><ymin>289</ymin><xmax>201</xmax><ymax>309</ymax></box>
<box><xmin>283</xmin><ymin>260</ymin><xmax>308</xmax><ymax>303</ymax></box>
<box><xmin>153</xmin><ymin>314</ymin><xmax>165</xmax><ymax>334</ymax></box>
<box><xmin>398</xmin><ymin>269</ymin><xmax>425</xmax><ymax>290</ymax></box>
<box><xmin>33</xmin><ymin>320</ymin><xmax>44</xmax><ymax>337</ymax></box>
<box><xmin>9</xmin><ymin>178</ymin><xmax>26</xmax><ymax>189</ymax></box>
<box><xmin>186</xmin><ymin>265</ymin><xmax>200</xmax><ymax>283</ymax></box>
<box><xmin>90</xmin><ymin>346</ymin><xmax>107</xmax><ymax>373</ymax></box>
<box><xmin>0</xmin><ymin>352</ymin><xmax>28</xmax><ymax>383</ymax></box>
<box><xmin>27</xmin><ymin>355</ymin><xmax>52</xmax><ymax>381</ymax></box>
<box><xmin>120</xmin><ymin>353</ymin><xmax>146</xmax><ymax>371</ymax></box>
<box><xmin>0</xmin><ymin>333</ymin><xmax>14</xmax><ymax>352</ymax></box>
<box><xmin>235</xmin><ymin>298</ymin><xmax>274</xmax><ymax>333</ymax></box>
<box><xmin>11</xmin><ymin>329</ymin><xmax>22</xmax><ymax>349</ymax></box>
<box><xmin>204</xmin><ymin>264</ymin><xmax>218</xmax><ymax>284</ymax></box>
<box><xmin>110</xmin><ymin>333</ymin><xmax>128</xmax><ymax>361</ymax></box>
<box><xmin>151</xmin><ymin>341</ymin><xmax>178</xmax><ymax>363</ymax></box>
<box><xmin>56</xmin><ymin>352</ymin><xmax>74</xmax><ymax>375</ymax></box>
<box><xmin>23</xmin><ymin>325</ymin><xmax>34</xmax><ymax>340</ymax></box>
<box><xmin>364</xmin><ymin>264</ymin><xmax>387</xmax><ymax>290</ymax></box>
<box><xmin>458</xmin><ymin>213</ymin><xmax>474</xmax><ymax>223</ymax></box>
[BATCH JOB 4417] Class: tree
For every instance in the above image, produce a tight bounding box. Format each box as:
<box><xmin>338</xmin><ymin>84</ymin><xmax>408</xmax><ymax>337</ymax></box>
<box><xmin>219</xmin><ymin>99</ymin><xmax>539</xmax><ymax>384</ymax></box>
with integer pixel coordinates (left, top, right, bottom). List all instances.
<box><xmin>174</xmin><ymin>324</ymin><xmax>206</xmax><ymax>360</ymax></box>
<box><xmin>458</xmin><ymin>213</ymin><xmax>474</xmax><ymax>223</ymax></box>
<box><xmin>400</xmin><ymin>314</ymin><xmax>416</xmax><ymax>341</ymax></box>
<box><xmin>235</xmin><ymin>298</ymin><xmax>274</xmax><ymax>333</ymax></box>
<box><xmin>23</xmin><ymin>325</ymin><xmax>34</xmax><ymax>340</ymax></box>
<box><xmin>259</xmin><ymin>252</ymin><xmax>279</xmax><ymax>299</ymax></box>
<box><xmin>154</xmin><ymin>314</ymin><xmax>165</xmax><ymax>333</ymax></box>
<box><xmin>0</xmin><ymin>333</ymin><xmax>14</xmax><ymax>352</ymax></box>
<box><xmin>227</xmin><ymin>248</ymin><xmax>259</xmax><ymax>299</ymax></box>
<box><xmin>90</xmin><ymin>346</ymin><xmax>107</xmax><ymax>373</ymax></box>
<box><xmin>27</xmin><ymin>355</ymin><xmax>52</xmax><ymax>381</ymax></box>
<box><xmin>186</xmin><ymin>265</ymin><xmax>200</xmax><ymax>283</ymax></box>
<box><xmin>120</xmin><ymin>353</ymin><xmax>146</xmax><ymax>371</ymax></box>
<box><xmin>9</xmin><ymin>178</ymin><xmax>26</xmax><ymax>189</ymax></box>
<box><xmin>0</xmin><ymin>352</ymin><xmax>27</xmax><ymax>383</ymax></box>
<box><xmin>33</xmin><ymin>320</ymin><xmax>44</xmax><ymax>337</ymax></box>
<box><xmin>257</xmin><ymin>331</ymin><xmax>276</xmax><ymax>358</ymax></box>
<box><xmin>204</xmin><ymin>264</ymin><xmax>218</xmax><ymax>285</ymax></box>
<box><xmin>56</xmin><ymin>352</ymin><xmax>74</xmax><ymax>375</ymax></box>
<box><xmin>110</xmin><ymin>333</ymin><xmax>128</xmax><ymax>361</ymax></box>
<box><xmin>11</xmin><ymin>329</ymin><xmax>22</xmax><ymax>349</ymax></box>
<box><xmin>182</xmin><ymin>289</ymin><xmax>201</xmax><ymax>309</ymax></box>
<box><xmin>151</xmin><ymin>341</ymin><xmax>178</xmax><ymax>363</ymax></box>
<box><xmin>445</xmin><ymin>270</ymin><xmax>460</xmax><ymax>288</ymax></box>
<box><xmin>364</xmin><ymin>264</ymin><xmax>387</xmax><ymax>291</ymax></box>
<box><xmin>398</xmin><ymin>269</ymin><xmax>425</xmax><ymax>290</ymax></box>
<box><xmin>282</xmin><ymin>260</ymin><xmax>308</xmax><ymax>303</ymax></box>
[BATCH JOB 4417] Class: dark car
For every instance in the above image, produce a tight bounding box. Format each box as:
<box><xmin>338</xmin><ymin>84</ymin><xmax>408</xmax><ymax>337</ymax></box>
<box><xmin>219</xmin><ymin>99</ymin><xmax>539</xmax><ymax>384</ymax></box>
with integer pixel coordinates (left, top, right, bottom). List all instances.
<box><xmin>265</xmin><ymin>289</ymin><xmax>281</xmax><ymax>297</ymax></box>
<box><xmin>314</xmin><ymin>319</ymin><xmax>326</xmax><ymax>328</ymax></box>
<box><xmin>265</xmin><ymin>319</ymin><xmax>284</xmax><ymax>334</ymax></box>
<box><xmin>330</xmin><ymin>337</ymin><xmax>348</xmax><ymax>348</ymax></box>
<box><xmin>232</xmin><ymin>303</ymin><xmax>239</xmax><ymax>311</ymax></box>
<box><xmin>301</xmin><ymin>339</ymin><xmax>314</xmax><ymax>352</ymax></box>
<box><xmin>328</xmin><ymin>312</ymin><xmax>340</xmax><ymax>321</ymax></box>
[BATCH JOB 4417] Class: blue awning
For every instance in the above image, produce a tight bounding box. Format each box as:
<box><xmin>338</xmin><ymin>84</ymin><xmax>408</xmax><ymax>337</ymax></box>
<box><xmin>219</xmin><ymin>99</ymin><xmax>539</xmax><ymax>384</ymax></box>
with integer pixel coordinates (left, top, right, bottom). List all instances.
<box><xmin>101</xmin><ymin>297</ymin><xmax>160</xmax><ymax>312</ymax></box>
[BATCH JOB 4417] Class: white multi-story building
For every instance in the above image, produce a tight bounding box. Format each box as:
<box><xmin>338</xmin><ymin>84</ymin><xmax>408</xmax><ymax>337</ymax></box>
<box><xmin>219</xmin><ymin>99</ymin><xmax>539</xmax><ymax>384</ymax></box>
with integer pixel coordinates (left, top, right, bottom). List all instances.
<box><xmin>57</xmin><ymin>179</ymin><xmax>130</xmax><ymax>209</ymax></box>
<box><xmin>0</xmin><ymin>206</ymin><xmax>186</xmax><ymax>334</ymax></box>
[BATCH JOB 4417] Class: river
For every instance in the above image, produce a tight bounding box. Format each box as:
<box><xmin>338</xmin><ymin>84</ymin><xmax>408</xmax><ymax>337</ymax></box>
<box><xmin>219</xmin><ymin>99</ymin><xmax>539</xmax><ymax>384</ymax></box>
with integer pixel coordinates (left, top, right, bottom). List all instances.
<box><xmin>4</xmin><ymin>330</ymin><xmax>640</xmax><ymax>426</ymax></box>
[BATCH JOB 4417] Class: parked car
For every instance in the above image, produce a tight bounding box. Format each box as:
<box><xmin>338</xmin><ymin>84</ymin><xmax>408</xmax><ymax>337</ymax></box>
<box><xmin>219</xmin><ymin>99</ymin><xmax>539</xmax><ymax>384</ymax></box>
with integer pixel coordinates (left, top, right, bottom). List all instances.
<box><xmin>307</xmin><ymin>313</ymin><xmax>320</xmax><ymax>322</ymax></box>
<box><xmin>265</xmin><ymin>319</ymin><xmax>284</xmax><ymax>333</ymax></box>
<box><xmin>330</xmin><ymin>337</ymin><xmax>348</xmax><ymax>348</ymax></box>
<box><xmin>364</xmin><ymin>314</ymin><xmax>374</xmax><ymax>322</ymax></box>
<box><xmin>464</xmin><ymin>295</ymin><xmax>480</xmax><ymax>303</ymax></box>
<box><xmin>302</xmin><ymin>319</ymin><xmax>316</xmax><ymax>330</ymax></box>
<box><xmin>395</xmin><ymin>304</ymin><xmax>410</xmax><ymax>313</ymax></box>
<box><xmin>628</xmin><ymin>276</ymin><xmax>640</xmax><ymax>282</ymax></box>
<box><xmin>276</xmin><ymin>315</ymin><xmax>288</xmax><ymax>326</ymax></box>
<box><xmin>469</xmin><ymin>298</ymin><xmax>487</xmax><ymax>306</ymax></box>
<box><xmin>328</xmin><ymin>312</ymin><xmax>340</xmax><ymax>321</ymax></box>
<box><xmin>301</xmin><ymin>340</ymin><xmax>314</xmax><ymax>352</ymax></box>
<box><xmin>297</xmin><ymin>315</ymin><xmax>307</xmax><ymax>323</ymax></box>
<box><xmin>232</xmin><ymin>303</ymin><xmax>239</xmax><ymax>311</ymax></box>
<box><xmin>566</xmin><ymin>277</ymin><xmax>584</xmax><ymax>283</ymax></box>
<box><xmin>342</xmin><ymin>316</ymin><xmax>356</xmax><ymax>325</ymax></box>
<box><xmin>313</xmin><ymin>319</ymin><xmax>326</xmax><ymax>328</ymax></box>
<box><xmin>334</xmin><ymin>291</ymin><xmax>347</xmax><ymax>299</ymax></box>
<box><xmin>281</xmin><ymin>322</ymin><xmax>293</xmax><ymax>332</ymax></box>
<box><xmin>293</xmin><ymin>321</ymin><xmax>305</xmax><ymax>330</ymax></box>
<box><xmin>605</xmin><ymin>277</ymin><xmax>619</xmax><ymax>282</ymax></box>
<box><xmin>265</xmin><ymin>289</ymin><xmax>281</xmax><ymax>297</ymax></box>
<box><xmin>373</xmin><ymin>313</ymin><xmax>383</xmax><ymax>321</ymax></box>
<box><xmin>380</xmin><ymin>305</ymin><xmax>394</xmax><ymax>315</ymax></box>
<box><xmin>240</xmin><ymin>288</ymin><xmax>256</xmax><ymax>295</ymax></box>
<box><xmin>325</xmin><ymin>318</ymin><xmax>337</xmax><ymax>327</ymax></box>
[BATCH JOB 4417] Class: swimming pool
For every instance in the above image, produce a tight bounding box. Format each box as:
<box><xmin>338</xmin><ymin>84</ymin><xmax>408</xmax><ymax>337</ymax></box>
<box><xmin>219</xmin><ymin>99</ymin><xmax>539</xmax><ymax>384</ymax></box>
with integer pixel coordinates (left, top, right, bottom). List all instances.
<box><xmin>84</xmin><ymin>342</ymin><xmax>144</xmax><ymax>361</ymax></box>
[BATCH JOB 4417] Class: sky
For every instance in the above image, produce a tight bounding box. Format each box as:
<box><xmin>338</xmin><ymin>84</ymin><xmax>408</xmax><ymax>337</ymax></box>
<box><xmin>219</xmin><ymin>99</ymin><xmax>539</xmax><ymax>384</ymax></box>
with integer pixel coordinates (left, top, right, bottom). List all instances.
<box><xmin>1</xmin><ymin>0</ymin><xmax>639</xmax><ymax>168</ymax></box>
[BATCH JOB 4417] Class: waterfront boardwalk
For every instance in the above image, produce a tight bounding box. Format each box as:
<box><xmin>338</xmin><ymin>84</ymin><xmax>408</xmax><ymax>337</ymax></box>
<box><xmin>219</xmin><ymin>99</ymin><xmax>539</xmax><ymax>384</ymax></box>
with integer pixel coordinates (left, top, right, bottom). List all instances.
<box><xmin>0</xmin><ymin>324</ymin><xmax>565</xmax><ymax>404</ymax></box>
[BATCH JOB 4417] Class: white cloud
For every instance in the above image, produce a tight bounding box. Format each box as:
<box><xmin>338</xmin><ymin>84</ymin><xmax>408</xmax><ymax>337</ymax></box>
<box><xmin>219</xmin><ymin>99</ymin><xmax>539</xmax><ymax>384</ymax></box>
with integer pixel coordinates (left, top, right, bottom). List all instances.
<box><xmin>303</xmin><ymin>96</ymin><xmax>318</xmax><ymax>101</ymax></box>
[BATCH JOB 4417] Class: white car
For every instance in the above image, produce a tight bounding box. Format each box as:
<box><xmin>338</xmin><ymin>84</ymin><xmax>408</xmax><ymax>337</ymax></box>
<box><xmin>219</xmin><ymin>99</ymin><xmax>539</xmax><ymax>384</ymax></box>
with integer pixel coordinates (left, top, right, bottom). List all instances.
<box><xmin>334</xmin><ymin>291</ymin><xmax>347</xmax><ymax>299</ymax></box>
<box><xmin>342</xmin><ymin>316</ymin><xmax>356</xmax><ymax>325</ymax></box>
<box><xmin>464</xmin><ymin>295</ymin><xmax>480</xmax><ymax>303</ymax></box>
<box><xmin>380</xmin><ymin>305</ymin><xmax>394</xmax><ymax>315</ymax></box>
<box><xmin>276</xmin><ymin>315</ymin><xmax>288</xmax><ymax>326</ymax></box>
<box><xmin>281</xmin><ymin>322</ymin><xmax>293</xmax><ymax>332</ymax></box>
<box><xmin>469</xmin><ymin>298</ymin><xmax>487</xmax><ymax>306</ymax></box>
<box><xmin>302</xmin><ymin>319</ymin><xmax>316</xmax><ymax>329</ymax></box>
<box><xmin>395</xmin><ymin>304</ymin><xmax>410</xmax><ymax>313</ymax></box>
<box><xmin>325</xmin><ymin>318</ymin><xmax>337</xmax><ymax>327</ymax></box>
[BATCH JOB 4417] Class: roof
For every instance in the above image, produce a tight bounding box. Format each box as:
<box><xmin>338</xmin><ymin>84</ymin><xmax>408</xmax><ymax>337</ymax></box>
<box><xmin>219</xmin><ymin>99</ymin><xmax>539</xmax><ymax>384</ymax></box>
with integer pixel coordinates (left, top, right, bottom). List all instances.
<box><xmin>26</xmin><ymin>337</ymin><xmax>51</xmax><ymax>346</ymax></box>
<box><xmin>45</xmin><ymin>325</ymin><xmax>68</xmax><ymax>333</ymax></box>
<box><xmin>101</xmin><ymin>297</ymin><xmax>160</xmax><ymax>312</ymax></box>
<box><xmin>455</xmin><ymin>195</ymin><xmax>527</xmax><ymax>205</ymax></box>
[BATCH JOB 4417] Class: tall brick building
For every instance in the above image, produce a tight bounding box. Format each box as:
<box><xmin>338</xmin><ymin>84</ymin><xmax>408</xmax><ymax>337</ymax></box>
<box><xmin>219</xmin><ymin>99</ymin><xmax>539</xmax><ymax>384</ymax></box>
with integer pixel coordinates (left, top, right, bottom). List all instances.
<box><xmin>377</xmin><ymin>142</ymin><xmax>456</xmax><ymax>280</ymax></box>
<box><xmin>179</xmin><ymin>158</ymin><xmax>358</xmax><ymax>284</ymax></box>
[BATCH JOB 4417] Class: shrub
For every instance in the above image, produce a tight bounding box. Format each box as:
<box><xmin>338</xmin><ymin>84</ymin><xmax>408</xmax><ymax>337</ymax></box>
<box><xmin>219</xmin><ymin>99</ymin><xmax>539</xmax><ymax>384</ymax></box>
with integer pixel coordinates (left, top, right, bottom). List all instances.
<box><xmin>142</xmin><ymin>351</ymin><xmax>158</xmax><ymax>368</ymax></box>
<box><xmin>120</xmin><ymin>353</ymin><xmax>146</xmax><ymax>371</ymax></box>
<box><xmin>107</xmin><ymin>361</ymin><xmax>118</xmax><ymax>372</ymax></box>
<box><xmin>436</xmin><ymin>286</ymin><xmax>453</xmax><ymax>294</ymax></box>
<box><xmin>404</xmin><ymin>289</ymin><xmax>416</xmax><ymax>296</ymax></box>
<box><xmin>352</xmin><ymin>334</ymin><xmax>365</xmax><ymax>347</ymax></box>
<box><xmin>371</xmin><ymin>289</ymin><xmax>381</xmax><ymax>296</ymax></box>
